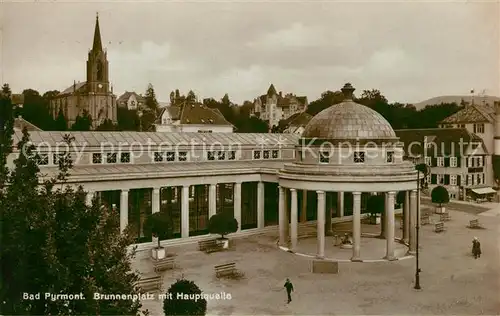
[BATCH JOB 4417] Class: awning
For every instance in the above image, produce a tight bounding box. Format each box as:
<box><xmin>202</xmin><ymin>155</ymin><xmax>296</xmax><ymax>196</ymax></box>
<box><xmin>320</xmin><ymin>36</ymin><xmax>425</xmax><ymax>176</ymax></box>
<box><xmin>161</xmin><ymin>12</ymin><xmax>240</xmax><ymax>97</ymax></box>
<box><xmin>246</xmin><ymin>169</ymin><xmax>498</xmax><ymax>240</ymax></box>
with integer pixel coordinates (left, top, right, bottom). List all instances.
<box><xmin>471</xmin><ymin>187</ymin><xmax>497</xmax><ymax>195</ymax></box>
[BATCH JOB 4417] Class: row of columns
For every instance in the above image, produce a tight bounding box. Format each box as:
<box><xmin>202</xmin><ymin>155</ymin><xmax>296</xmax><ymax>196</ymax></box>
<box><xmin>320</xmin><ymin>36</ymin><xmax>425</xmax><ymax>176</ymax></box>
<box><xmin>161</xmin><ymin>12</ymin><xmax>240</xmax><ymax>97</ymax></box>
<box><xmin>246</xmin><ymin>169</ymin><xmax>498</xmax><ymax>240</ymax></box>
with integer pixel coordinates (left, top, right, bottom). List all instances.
<box><xmin>86</xmin><ymin>181</ymin><xmax>268</xmax><ymax>237</ymax></box>
<box><xmin>279</xmin><ymin>188</ymin><xmax>418</xmax><ymax>261</ymax></box>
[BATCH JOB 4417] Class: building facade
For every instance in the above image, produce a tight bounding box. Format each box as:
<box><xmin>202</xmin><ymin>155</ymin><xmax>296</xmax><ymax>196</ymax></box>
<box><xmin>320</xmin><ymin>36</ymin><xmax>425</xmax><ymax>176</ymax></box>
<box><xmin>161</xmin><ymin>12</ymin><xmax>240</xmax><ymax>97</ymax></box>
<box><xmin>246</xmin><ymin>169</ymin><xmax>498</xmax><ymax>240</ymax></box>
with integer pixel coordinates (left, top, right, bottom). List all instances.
<box><xmin>251</xmin><ymin>84</ymin><xmax>308</xmax><ymax>129</ymax></box>
<box><xmin>49</xmin><ymin>15</ymin><xmax>117</xmax><ymax>128</ymax></box>
<box><xmin>117</xmin><ymin>92</ymin><xmax>145</xmax><ymax>110</ymax></box>
<box><xmin>155</xmin><ymin>103</ymin><xmax>234</xmax><ymax>133</ymax></box>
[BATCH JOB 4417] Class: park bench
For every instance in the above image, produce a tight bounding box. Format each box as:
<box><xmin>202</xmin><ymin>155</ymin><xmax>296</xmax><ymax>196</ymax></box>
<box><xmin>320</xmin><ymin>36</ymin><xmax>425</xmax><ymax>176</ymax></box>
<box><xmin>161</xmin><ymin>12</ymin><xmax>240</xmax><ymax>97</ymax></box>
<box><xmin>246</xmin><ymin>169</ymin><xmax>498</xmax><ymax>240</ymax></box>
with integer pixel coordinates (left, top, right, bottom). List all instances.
<box><xmin>434</xmin><ymin>222</ymin><xmax>446</xmax><ymax>233</ymax></box>
<box><xmin>153</xmin><ymin>256</ymin><xmax>175</xmax><ymax>273</ymax></box>
<box><xmin>420</xmin><ymin>214</ymin><xmax>430</xmax><ymax>225</ymax></box>
<box><xmin>214</xmin><ymin>262</ymin><xmax>239</xmax><ymax>278</ymax></box>
<box><xmin>198</xmin><ymin>239</ymin><xmax>222</xmax><ymax>253</ymax></box>
<box><xmin>440</xmin><ymin>213</ymin><xmax>451</xmax><ymax>222</ymax></box>
<box><xmin>468</xmin><ymin>219</ymin><xmax>482</xmax><ymax>229</ymax></box>
<box><xmin>135</xmin><ymin>274</ymin><xmax>162</xmax><ymax>293</ymax></box>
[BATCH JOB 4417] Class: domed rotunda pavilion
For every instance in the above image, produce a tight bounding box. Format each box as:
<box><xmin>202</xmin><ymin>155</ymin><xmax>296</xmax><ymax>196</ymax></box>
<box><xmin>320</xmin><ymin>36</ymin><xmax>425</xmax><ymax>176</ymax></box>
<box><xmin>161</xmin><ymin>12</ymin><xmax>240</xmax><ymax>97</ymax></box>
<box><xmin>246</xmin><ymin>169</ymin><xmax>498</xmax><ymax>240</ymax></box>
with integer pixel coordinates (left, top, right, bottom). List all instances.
<box><xmin>277</xmin><ymin>83</ymin><xmax>420</xmax><ymax>261</ymax></box>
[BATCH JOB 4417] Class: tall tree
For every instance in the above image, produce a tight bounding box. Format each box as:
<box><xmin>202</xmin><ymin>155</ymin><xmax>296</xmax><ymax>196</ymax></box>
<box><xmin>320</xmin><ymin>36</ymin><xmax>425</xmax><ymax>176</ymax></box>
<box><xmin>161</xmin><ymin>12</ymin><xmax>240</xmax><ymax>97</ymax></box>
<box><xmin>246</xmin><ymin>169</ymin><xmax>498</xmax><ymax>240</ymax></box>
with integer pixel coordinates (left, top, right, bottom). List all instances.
<box><xmin>21</xmin><ymin>89</ymin><xmax>54</xmax><ymax>130</ymax></box>
<box><xmin>0</xmin><ymin>126</ymin><xmax>142</xmax><ymax>314</ymax></box>
<box><xmin>0</xmin><ymin>84</ymin><xmax>14</xmax><ymax>186</ymax></box>
<box><xmin>306</xmin><ymin>90</ymin><xmax>344</xmax><ymax>116</ymax></box>
<box><xmin>95</xmin><ymin>119</ymin><xmax>117</xmax><ymax>131</ymax></box>
<box><xmin>142</xmin><ymin>84</ymin><xmax>159</xmax><ymax>131</ymax></box>
<box><xmin>54</xmin><ymin>109</ymin><xmax>68</xmax><ymax>131</ymax></box>
<box><xmin>71</xmin><ymin>110</ymin><xmax>93</xmax><ymax>131</ymax></box>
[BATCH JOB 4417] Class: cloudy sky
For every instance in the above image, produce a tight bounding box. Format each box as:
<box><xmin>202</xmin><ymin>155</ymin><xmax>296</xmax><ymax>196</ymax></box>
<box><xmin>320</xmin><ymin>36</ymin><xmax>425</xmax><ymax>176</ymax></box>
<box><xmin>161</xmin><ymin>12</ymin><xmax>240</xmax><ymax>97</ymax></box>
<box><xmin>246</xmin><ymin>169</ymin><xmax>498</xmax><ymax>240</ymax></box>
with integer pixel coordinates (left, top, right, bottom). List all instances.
<box><xmin>2</xmin><ymin>1</ymin><xmax>499</xmax><ymax>104</ymax></box>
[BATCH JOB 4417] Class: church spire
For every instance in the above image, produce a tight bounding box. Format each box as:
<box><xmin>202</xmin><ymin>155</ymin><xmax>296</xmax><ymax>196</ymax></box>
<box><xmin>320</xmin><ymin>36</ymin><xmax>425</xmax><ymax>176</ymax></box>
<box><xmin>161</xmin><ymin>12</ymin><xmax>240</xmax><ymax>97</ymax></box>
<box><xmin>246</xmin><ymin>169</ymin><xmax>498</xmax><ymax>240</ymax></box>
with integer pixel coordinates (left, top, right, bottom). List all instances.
<box><xmin>92</xmin><ymin>12</ymin><xmax>103</xmax><ymax>52</ymax></box>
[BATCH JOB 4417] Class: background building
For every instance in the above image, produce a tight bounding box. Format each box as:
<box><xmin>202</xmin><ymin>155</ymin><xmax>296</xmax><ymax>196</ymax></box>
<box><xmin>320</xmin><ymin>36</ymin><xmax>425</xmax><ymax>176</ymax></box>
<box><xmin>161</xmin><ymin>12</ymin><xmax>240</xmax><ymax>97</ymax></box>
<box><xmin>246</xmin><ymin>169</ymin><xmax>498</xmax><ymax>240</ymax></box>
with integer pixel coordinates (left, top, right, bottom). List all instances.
<box><xmin>49</xmin><ymin>15</ymin><xmax>117</xmax><ymax>128</ymax></box>
<box><xmin>117</xmin><ymin>92</ymin><xmax>145</xmax><ymax>110</ymax></box>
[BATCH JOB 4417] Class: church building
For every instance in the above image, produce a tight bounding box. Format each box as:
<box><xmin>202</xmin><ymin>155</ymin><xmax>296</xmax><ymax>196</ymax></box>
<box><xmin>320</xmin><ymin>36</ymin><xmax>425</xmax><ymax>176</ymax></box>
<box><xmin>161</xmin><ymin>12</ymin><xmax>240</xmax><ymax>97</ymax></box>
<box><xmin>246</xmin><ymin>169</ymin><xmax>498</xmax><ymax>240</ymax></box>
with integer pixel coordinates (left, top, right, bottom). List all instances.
<box><xmin>50</xmin><ymin>14</ymin><xmax>117</xmax><ymax>128</ymax></box>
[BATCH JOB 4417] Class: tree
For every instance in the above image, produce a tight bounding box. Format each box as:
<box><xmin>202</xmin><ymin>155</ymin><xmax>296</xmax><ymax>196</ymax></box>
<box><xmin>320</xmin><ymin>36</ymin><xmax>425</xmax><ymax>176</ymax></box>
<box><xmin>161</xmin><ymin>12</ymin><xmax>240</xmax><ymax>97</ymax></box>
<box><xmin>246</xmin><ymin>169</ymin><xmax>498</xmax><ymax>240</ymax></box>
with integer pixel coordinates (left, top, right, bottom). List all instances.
<box><xmin>144</xmin><ymin>211</ymin><xmax>173</xmax><ymax>248</ymax></box>
<box><xmin>21</xmin><ymin>89</ymin><xmax>54</xmax><ymax>130</ymax></box>
<box><xmin>54</xmin><ymin>109</ymin><xmax>68</xmax><ymax>131</ymax></box>
<box><xmin>95</xmin><ymin>118</ymin><xmax>117</xmax><ymax>131</ymax></box>
<box><xmin>71</xmin><ymin>110</ymin><xmax>92</xmax><ymax>131</ymax></box>
<box><xmin>142</xmin><ymin>84</ymin><xmax>159</xmax><ymax>131</ymax></box>
<box><xmin>0</xmin><ymin>102</ymin><xmax>142</xmax><ymax>314</ymax></box>
<box><xmin>208</xmin><ymin>212</ymin><xmax>238</xmax><ymax>239</ymax></box>
<box><xmin>431</xmin><ymin>186</ymin><xmax>450</xmax><ymax>207</ymax></box>
<box><xmin>163</xmin><ymin>279</ymin><xmax>207</xmax><ymax>316</ymax></box>
<box><xmin>0</xmin><ymin>84</ymin><xmax>14</xmax><ymax>187</ymax></box>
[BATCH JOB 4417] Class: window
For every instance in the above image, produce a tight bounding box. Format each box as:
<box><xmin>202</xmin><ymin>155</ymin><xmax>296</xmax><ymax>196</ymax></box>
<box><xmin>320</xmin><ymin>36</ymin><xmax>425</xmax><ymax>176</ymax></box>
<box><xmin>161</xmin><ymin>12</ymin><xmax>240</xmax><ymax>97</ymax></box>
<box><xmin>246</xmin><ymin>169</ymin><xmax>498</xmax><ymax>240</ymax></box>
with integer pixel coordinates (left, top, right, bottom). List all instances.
<box><xmin>166</xmin><ymin>152</ymin><xmax>175</xmax><ymax>162</ymax></box>
<box><xmin>120</xmin><ymin>152</ymin><xmax>130</xmax><ymax>163</ymax></box>
<box><xmin>217</xmin><ymin>151</ymin><xmax>225</xmax><ymax>160</ymax></box>
<box><xmin>319</xmin><ymin>151</ymin><xmax>330</xmax><ymax>163</ymax></box>
<box><xmin>477</xmin><ymin>157</ymin><xmax>482</xmax><ymax>167</ymax></box>
<box><xmin>178</xmin><ymin>152</ymin><xmax>187</xmax><ymax>161</ymax></box>
<box><xmin>482</xmin><ymin>173</ymin><xmax>485</xmax><ymax>184</ymax></box>
<box><xmin>467</xmin><ymin>174</ymin><xmax>473</xmax><ymax>185</ymax></box>
<box><xmin>92</xmin><ymin>153</ymin><xmax>102</xmax><ymax>164</ymax></box>
<box><xmin>154</xmin><ymin>152</ymin><xmax>163</xmax><ymax>162</ymax></box>
<box><xmin>354</xmin><ymin>151</ymin><xmax>365</xmax><ymax>163</ymax></box>
<box><xmin>450</xmin><ymin>157</ymin><xmax>457</xmax><ymax>167</ymax></box>
<box><xmin>207</xmin><ymin>151</ymin><xmax>215</xmax><ymax>161</ymax></box>
<box><xmin>476</xmin><ymin>174</ymin><xmax>480</xmax><ymax>185</ymax></box>
<box><xmin>263</xmin><ymin>150</ymin><xmax>270</xmax><ymax>159</ymax></box>
<box><xmin>53</xmin><ymin>152</ymin><xmax>69</xmax><ymax>165</ymax></box>
<box><xmin>437</xmin><ymin>157</ymin><xmax>444</xmax><ymax>167</ymax></box>
<box><xmin>386</xmin><ymin>151</ymin><xmax>394</xmax><ymax>163</ymax></box>
<box><xmin>450</xmin><ymin>175</ymin><xmax>457</xmax><ymax>185</ymax></box>
<box><xmin>473</xmin><ymin>123</ymin><xmax>484</xmax><ymax>134</ymax></box>
<box><xmin>425</xmin><ymin>156</ymin><xmax>431</xmax><ymax>166</ymax></box>
<box><xmin>106</xmin><ymin>153</ymin><xmax>117</xmax><ymax>163</ymax></box>
<box><xmin>253</xmin><ymin>151</ymin><xmax>261</xmax><ymax>159</ymax></box>
<box><xmin>437</xmin><ymin>174</ymin><xmax>444</xmax><ymax>184</ymax></box>
<box><xmin>228</xmin><ymin>151</ymin><xmax>236</xmax><ymax>160</ymax></box>
<box><xmin>272</xmin><ymin>150</ymin><xmax>279</xmax><ymax>159</ymax></box>
<box><xmin>162</xmin><ymin>118</ymin><xmax>167</xmax><ymax>124</ymax></box>
<box><xmin>426</xmin><ymin>175</ymin><xmax>431</xmax><ymax>184</ymax></box>
<box><xmin>35</xmin><ymin>153</ymin><xmax>49</xmax><ymax>165</ymax></box>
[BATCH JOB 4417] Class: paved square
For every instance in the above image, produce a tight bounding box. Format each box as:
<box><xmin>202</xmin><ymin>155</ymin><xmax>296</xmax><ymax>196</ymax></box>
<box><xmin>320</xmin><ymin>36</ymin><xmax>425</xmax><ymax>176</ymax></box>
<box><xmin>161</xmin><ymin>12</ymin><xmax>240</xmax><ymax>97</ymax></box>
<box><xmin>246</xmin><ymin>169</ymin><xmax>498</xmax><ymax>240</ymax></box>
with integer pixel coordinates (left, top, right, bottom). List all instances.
<box><xmin>136</xmin><ymin>207</ymin><xmax>500</xmax><ymax>315</ymax></box>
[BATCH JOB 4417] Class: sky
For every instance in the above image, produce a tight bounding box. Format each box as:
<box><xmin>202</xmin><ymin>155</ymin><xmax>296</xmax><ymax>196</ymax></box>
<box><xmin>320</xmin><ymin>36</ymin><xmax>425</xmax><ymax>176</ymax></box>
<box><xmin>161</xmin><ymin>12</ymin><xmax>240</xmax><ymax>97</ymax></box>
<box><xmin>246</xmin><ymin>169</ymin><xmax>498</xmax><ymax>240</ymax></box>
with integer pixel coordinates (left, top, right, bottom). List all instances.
<box><xmin>2</xmin><ymin>0</ymin><xmax>499</xmax><ymax>105</ymax></box>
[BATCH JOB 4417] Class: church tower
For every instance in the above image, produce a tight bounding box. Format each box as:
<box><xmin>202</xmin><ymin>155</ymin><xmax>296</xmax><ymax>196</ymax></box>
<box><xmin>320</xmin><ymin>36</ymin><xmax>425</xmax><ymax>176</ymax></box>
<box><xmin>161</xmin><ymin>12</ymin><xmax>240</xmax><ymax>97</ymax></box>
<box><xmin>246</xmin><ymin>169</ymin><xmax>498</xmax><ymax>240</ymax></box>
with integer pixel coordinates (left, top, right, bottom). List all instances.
<box><xmin>86</xmin><ymin>13</ymin><xmax>109</xmax><ymax>94</ymax></box>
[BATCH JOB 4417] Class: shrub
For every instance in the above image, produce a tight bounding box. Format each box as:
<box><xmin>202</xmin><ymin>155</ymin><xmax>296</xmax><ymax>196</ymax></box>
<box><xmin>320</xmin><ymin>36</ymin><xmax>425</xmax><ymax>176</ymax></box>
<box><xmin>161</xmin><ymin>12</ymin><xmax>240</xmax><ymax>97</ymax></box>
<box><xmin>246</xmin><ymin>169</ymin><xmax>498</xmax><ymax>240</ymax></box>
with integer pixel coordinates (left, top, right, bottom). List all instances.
<box><xmin>163</xmin><ymin>279</ymin><xmax>207</xmax><ymax>316</ymax></box>
<box><xmin>144</xmin><ymin>211</ymin><xmax>173</xmax><ymax>248</ymax></box>
<box><xmin>367</xmin><ymin>195</ymin><xmax>384</xmax><ymax>216</ymax></box>
<box><xmin>431</xmin><ymin>185</ymin><xmax>449</xmax><ymax>206</ymax></box>
<box><xmin>208</xmin><ymin>212</ymin><xmax>238</xmax><ymax>239</ymax></box>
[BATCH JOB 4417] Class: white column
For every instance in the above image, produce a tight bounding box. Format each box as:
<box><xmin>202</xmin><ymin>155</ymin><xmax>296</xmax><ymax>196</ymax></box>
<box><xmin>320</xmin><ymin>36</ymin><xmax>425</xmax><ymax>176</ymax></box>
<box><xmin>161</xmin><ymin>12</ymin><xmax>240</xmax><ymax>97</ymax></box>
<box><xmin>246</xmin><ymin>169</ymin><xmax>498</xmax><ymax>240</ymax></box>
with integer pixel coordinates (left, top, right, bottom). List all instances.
<box><xmin>120</xmin><ymin>189</ymin><xmax>129</xmax><ymax>233</ymax></box>
<box><xmin>290</xmin><ymin>189</ymin><xmax>298</xmax><ymax>251</ymax></box>
<box><xmin>384</xmin><ymin>193</ymin><xmax>389</xmax><ymax>239</ymax></box>
<box><xmin>234</xmin><ymin>182</ymin><xmax>242</xmax><ymax>232</ymax></box>
<box><xmin>338</xmin><ymin>191</ymin><xmax>344</xmax><ymax>217</ymax></box>
<box><xmin>257</xmin><ymin>181</ymin><xmax>265</xmax><ymax>229</ymax></box>
<box><xmin>181</xmin><ymin>185</ymin><xmax>190</xmax><ymax>238</ymax></box>
<box><xmin>152</xmin><ymin>188</ymin><xmax>160</xmax><ymax>214</ymax></box>
<box><xmin>278</xmin><ymin>186</ymin><xmax>286</xmax><ymax>246</ymax></box>
<box><xmin>86</xmin><ymin>190</ymin><xmax>95</xmax><ymax>206</ymax></box>
<box><xmin>209</xmin><ymin>184</ymin><xmax>217</xmax><ymax>218</ymax></box>
<box><xmin>316</xmin><ymin>190</ymin><xmax>325</xmax><ymax>258</ymax></box>
<box><xmin>403</xmin><ymin>191</ymin><xmax>410</xmax><ymax>243</ymax></box>
<box><xmin>408</xmin><ymin>189</ymin><xmax>417</xmax><ymax>254</ymax></box>
<box><xmin>385</xmin><ymin>191</ymin><xmax>396</xmax><ymax>260</ymax></box>
<box><xmin>352</xmin><ymin>191</ymin><xmax>362</xmax><ymax>261</ymax></box>
<box><xmin>325</xmin><ymin>192</ymin><xmax>332</xmax><ymax>235</ymax></box>
<box><xmin>284</xmin><ymin>189</ymin><xmax>289</xmax><ymax>241</ymax></box>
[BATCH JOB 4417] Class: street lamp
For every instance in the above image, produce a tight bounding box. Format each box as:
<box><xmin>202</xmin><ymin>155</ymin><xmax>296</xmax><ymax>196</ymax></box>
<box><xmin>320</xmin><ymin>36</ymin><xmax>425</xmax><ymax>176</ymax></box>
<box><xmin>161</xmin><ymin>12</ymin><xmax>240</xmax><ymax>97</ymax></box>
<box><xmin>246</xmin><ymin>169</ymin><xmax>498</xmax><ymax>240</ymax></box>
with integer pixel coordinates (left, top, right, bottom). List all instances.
<box><xmin>137</xmin><ymin>110</ymin><xmax>143</xmax><ymax>132</ymax></box>
<box><xmin>414</xmin><ymin>163</ymin><xmax>427</xmax><ymax>290</ymax></box>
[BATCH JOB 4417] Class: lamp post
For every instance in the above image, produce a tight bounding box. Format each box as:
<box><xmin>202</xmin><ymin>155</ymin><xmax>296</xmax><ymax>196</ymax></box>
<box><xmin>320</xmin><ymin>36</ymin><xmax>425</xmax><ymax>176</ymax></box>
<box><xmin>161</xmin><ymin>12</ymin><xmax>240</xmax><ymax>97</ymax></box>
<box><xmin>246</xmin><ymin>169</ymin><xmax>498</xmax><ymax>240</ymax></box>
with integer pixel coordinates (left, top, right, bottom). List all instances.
<box><xmin>414</xmin><ymin>164</ymin><xmax>425</xmax><ymax>290</ymax></box>
<box><xmin>137</xmin><ymin>110</ymin><xmax>143</xmax><ymax>132</ymax></box>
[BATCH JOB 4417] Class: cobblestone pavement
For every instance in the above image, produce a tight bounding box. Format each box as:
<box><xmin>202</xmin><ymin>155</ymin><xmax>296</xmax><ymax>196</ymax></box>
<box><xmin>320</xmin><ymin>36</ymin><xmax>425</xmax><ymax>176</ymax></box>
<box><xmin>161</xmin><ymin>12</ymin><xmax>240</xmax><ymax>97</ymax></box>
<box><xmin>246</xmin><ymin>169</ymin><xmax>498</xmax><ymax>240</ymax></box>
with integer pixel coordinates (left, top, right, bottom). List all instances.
<box><xmin>136</xmin><ymin>208</ymin><xmax>500</xmax><ymax>315</ymax></box>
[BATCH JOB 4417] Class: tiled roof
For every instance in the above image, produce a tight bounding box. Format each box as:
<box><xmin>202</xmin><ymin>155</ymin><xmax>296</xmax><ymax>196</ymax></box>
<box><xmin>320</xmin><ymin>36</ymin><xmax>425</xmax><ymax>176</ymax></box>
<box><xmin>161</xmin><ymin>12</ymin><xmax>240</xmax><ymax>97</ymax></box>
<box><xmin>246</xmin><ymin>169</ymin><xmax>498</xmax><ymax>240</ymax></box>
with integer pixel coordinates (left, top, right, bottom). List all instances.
<box><xmin>156</xmin><ymin>106</ymin><xmax>181</xmax><ymax>123</ymax></box>
<box><xmin>11</xmin><ymin>131</ymin><xmax>300</xmax><ymax>148</ymax></box>
<box><xmin>180</xmin><ymin>103</ymin><xmax>233</xmax><ymax>126</ymax></box>
<box><xmin>440</xmin><ymin>105</ymin><xmax>493</xmax><ymax>124</ymax></box>
<box><xmin>277</xmin><ymin>96</ymin><xmax>291</xmax><ymax>107</ymax></box>
<box><xmin>296</xmin><ymin>96</ymin><xmax>308</xmax><ymax>106</ymax></box>
<box><xmin>286</xmin><ymin>112</ymin><xmax>312</xmax><ymax>128</ymax></box>
<box><xmin>267</xmin><ymin>84</ymin><xmax>277</xmax><ymax>96</ymax></box>
<box><xmin>58</xmin><ymin>82</ymin><xmax>87</xmax><ymax>96</ymax></box>
<box><xmin>395</xmin><ymin>128</ymin><xmax>486</xmax><ymax>156</ymax></box>
<box><xmin>117</xmin><ymin>91</ymin><xmax>145</xmax><ymax>103</ymax></box>
<box><xmin>13</xmin><ymin>117</ymin><xmax>43</xmax><ymax>132</ymax></box>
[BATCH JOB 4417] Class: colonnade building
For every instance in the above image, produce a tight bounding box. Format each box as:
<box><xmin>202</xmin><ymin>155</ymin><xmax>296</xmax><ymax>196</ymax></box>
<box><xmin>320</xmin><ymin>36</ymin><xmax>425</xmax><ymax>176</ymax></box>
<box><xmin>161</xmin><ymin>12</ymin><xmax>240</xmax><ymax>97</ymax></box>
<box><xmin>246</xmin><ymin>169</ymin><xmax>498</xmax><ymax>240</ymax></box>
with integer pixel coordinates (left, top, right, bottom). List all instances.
<box><xmin>8</xmin><ymin>84</ymin><xmax>420</xmax><ymax>259</ymax></box>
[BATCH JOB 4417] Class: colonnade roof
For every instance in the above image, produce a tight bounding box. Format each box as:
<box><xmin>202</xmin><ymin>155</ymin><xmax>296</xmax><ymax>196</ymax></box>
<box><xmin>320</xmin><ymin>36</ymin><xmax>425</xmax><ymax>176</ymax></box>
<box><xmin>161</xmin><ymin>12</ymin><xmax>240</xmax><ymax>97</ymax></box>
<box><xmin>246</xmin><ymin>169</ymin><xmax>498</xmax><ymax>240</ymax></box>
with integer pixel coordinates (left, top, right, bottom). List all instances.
<box><xmin>13</xmin><ymin>131</ymin><xmax>300</xmax><ymax>147</ymax></box>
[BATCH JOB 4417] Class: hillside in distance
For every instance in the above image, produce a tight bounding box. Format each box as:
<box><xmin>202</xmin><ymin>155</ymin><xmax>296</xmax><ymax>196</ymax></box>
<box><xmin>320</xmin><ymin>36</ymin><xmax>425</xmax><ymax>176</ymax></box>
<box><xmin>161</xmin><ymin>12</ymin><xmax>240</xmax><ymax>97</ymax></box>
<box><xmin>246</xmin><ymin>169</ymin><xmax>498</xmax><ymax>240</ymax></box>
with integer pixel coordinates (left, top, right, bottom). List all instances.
<box><xmin>414</xmin><ymin>95</ymin><xmax>500</xmax><ymax>110</ymax></box>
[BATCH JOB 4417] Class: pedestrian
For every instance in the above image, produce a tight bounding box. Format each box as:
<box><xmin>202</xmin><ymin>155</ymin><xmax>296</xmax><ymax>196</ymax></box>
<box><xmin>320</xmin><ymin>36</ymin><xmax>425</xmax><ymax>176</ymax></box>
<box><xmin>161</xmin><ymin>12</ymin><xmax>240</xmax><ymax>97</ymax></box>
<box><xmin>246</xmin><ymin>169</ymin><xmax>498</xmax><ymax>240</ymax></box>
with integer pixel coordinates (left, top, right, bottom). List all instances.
<box><xmin>472</xmin><ymin>237</ymin><xmax>481</xmax><ymax>259</ymax></box>
<box><xmin>284</xmin><ymin>278</ymin><xmax>294</xmax><ymax>303</ymax></box>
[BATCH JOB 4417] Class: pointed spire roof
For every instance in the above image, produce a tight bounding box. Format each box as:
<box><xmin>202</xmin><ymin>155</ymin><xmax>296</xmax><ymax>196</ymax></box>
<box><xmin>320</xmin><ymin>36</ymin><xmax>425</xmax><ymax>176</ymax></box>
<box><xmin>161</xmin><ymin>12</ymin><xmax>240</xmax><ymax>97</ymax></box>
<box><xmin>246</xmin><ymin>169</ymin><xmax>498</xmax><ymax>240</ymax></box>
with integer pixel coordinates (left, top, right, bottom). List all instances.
<box><xmin>267</xmin><ymin>84</ymin><xmax>277</xmax><ymax>96</ymax></box>
<box><xmin>92</xmin><ymin>13</ymin><xmax>103</xmax><ymax>52</ymax></box>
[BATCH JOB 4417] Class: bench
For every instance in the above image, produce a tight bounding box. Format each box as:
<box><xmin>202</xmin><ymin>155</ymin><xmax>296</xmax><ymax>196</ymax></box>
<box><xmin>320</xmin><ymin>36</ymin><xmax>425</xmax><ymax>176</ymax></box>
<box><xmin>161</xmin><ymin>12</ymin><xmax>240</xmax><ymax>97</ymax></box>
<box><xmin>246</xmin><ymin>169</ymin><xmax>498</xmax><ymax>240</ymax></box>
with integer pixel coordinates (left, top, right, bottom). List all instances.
<box><xmin>198</xmin><ymin>239</ymin><xmax>222</xmax><ymax>253</ymax></box>
<box><xmin>135</xmin><ymin>274</ymin><xmax>162</xmax><ymax>293</ymax></box>
<box><xmin>468</xmin><ymin>219</ymin><xmax>482</xmax><ymax>229</ymax></box>
<box><xmin>421</xmin><ymin>214</ymin><xmax>430</xmax><ymax>226</ymax></box>
<box><xmin>153</xmin><ymin>256</ymin><xmax>175</xmax><ymax>273</ymax></box>
<box><xmin>215</xmin><ymin>262</ymin><xmax>237</xmax><ymax>278</ymax></box>
<box><xmin>434</xmin><ymin>222</ymin><xmax>446</xmax><ymax>233</ymax></box>
<box><xmin>440</xmin><ymin>213</ymin><xmax>451</xmax><ymax>222</ymax></box>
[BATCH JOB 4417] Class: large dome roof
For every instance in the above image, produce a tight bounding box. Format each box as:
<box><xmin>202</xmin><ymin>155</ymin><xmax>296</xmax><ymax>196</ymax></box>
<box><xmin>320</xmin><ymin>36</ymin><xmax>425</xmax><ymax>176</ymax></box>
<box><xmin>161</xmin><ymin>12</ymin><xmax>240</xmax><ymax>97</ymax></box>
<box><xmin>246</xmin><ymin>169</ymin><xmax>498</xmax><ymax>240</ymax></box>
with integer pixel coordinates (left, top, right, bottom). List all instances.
<box><xmin>302</xmin><ymin>83</ymin><xmax>396</xmax><ymax>140</ymax></box>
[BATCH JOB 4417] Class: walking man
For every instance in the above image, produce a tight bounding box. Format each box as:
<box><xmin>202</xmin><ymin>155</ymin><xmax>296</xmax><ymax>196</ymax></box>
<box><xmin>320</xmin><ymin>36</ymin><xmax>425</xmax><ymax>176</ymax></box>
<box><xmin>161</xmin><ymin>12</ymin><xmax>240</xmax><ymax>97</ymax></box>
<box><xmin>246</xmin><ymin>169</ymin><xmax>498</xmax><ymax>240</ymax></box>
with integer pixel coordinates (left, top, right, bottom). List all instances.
<box><xmin>472</xmin><ymin>237</ymin><xmax>481</xmax><ymax>259</ymax></box>
<box><xmin>284</xmin><ymin>278</ymin><xmax>294</xmax><ymax>303</ymax></box>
